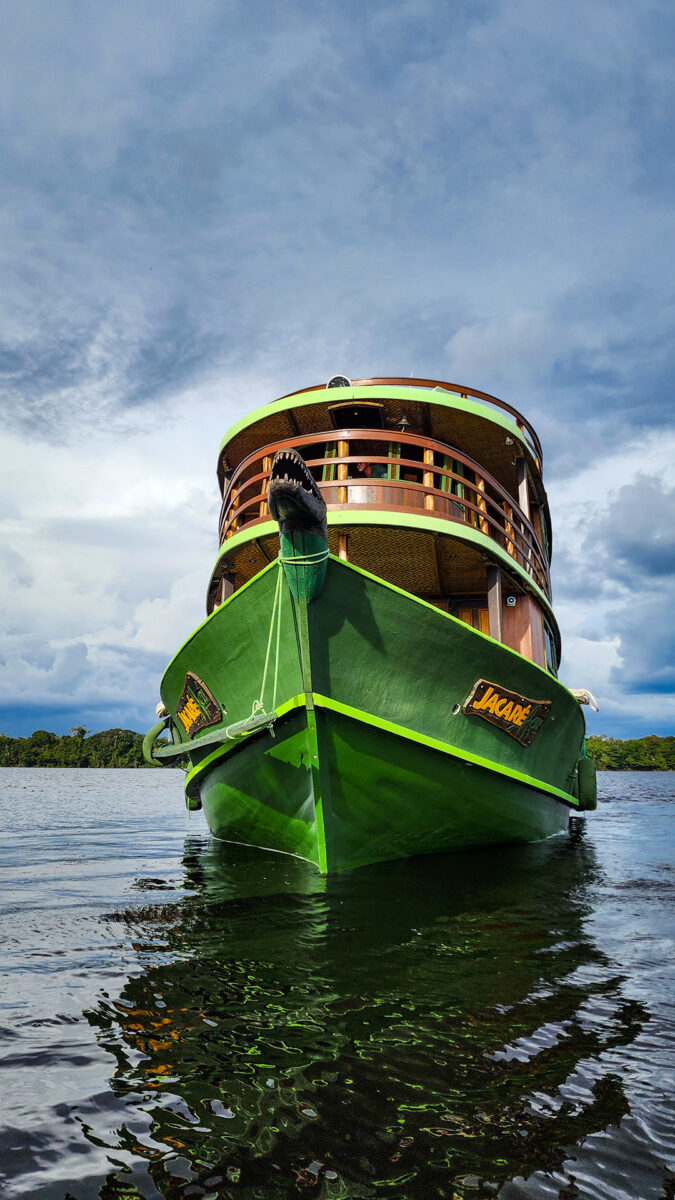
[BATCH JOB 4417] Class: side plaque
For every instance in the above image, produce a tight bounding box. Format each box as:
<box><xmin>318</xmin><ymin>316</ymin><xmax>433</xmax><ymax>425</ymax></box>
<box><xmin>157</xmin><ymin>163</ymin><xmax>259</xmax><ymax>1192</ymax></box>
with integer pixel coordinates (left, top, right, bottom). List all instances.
<box><xmin>463</xmin><ymin>679</ymin><xmax>551</xmax><ymax>747</ymax></box>
<box><xmin>176</xmin><ymin>672</ymin><xmax>222</xmax><ymax>738</ymax></box>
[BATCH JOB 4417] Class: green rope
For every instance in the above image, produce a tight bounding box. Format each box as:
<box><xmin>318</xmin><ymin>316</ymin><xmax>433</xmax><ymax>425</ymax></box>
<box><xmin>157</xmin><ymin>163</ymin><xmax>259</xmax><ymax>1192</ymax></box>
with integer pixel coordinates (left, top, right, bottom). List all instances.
<box><xmin>272</xmin><ymin>567</ymin><xmax>283</xmax><ymax>711</ymax></box>
<box><xmin>251</xmin><ymin>562</ymin><xmax>284</xmax><ymax>720</ymax></box>
<box><xmin>278</xmin><ymin>549</ymin><xmax>329</xmax><ymax>565</ymax></box>
<box><xmin>229</xmin><ymin>549</ymin><xmax>328</xmax><ymax>738</ymax></box>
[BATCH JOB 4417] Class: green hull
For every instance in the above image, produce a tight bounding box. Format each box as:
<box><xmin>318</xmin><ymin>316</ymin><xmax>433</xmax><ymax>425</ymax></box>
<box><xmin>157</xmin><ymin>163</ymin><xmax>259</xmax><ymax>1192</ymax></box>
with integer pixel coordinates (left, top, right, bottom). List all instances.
<box><xmin>152</xmin><ymin>556</ymin><xmax>585</xmax><ymax>873</ymax></box>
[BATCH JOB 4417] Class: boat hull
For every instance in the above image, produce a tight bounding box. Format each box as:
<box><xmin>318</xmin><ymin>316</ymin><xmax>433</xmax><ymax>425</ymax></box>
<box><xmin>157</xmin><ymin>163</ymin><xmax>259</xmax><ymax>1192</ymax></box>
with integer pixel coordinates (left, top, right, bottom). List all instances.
<box><xmin>199</xmin><ymin>703</ymin><xmax>570</xmax><ymax>872</ymax></box>
<box><xmin>158</xmin><ymin>556</ymin><xmax>585</xmax><ymax>873</ymax></box>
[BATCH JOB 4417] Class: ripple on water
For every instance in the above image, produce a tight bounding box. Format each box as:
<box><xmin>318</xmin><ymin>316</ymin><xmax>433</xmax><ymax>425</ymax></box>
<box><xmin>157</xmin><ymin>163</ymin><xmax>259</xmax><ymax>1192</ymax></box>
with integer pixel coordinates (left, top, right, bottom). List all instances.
<box><xmin>0</xmin><ymin>767</ymin><xmax>673</xmax><ymax>1199</ymax></box>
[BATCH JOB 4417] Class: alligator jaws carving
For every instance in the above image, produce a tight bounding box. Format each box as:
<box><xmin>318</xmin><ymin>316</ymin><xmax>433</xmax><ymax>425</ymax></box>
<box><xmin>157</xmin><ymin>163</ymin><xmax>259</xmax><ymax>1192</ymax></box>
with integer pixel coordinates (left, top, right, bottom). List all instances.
<box><xmin>268</xmin><ymin>448</ymin><xmax>327</xmax><ymax>540</ymax></box>
<box><xmin>268</xmin><ymin>448</ymin><xmax>328</xmax><ymax>602</ymax></box>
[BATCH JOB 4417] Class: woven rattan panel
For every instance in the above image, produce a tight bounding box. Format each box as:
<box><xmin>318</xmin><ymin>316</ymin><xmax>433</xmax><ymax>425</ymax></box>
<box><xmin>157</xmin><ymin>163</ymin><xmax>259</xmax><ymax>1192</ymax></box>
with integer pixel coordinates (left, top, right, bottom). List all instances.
<box><xmin>335</xmin><ymin>525</ymin><xmax>440</xmax><ymax>594</ymax></box>
<box><xmin>224</xmin><ymin>412</ymin><xmax>299</xmax><ymax>472</ymax></box>
<box><xmin>226</xmin><ymin>538</ymin><xmax>271</xmax><ymax>588</ymax></box>
<box><xmin>218</xmin><ymin>520</ymin><xmax>530</xmax><ymax>605</ymax></box>
<box><xmin>436</xmin><ymin>536</ymin><xmax>486</xmax><ymax>596</ymax></box>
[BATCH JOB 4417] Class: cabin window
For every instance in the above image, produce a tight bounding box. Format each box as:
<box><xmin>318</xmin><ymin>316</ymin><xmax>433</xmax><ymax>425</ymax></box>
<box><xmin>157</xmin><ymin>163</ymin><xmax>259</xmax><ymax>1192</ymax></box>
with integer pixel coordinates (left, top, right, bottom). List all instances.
<box><xmin>453</xmin><ymin>600</ymin><xmax>490</xmax><ymax>636</ymax></box>
<box><xmin>544</xmin><ymin>621</ymin><xmax>558</xmax><ymax>676</ymax></box>
<box><xmin>328</xmin><ymin>402</ymin><xmax>384</xmax><ymax>429</ymax></box>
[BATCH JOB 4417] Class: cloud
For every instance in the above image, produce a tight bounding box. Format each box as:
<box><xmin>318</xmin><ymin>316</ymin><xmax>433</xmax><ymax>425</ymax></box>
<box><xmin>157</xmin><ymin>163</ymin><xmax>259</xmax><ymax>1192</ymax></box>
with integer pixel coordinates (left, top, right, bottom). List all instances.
<box><xmin>0</xmin><ymin>0</ymin><xmax>673</xmax><ymax>734</ymax></box>
<box><xmin>611</xmin><ymin>593</ymin><xmax>675</xmax><ymax>695</ymax></box>
<box><xmin>0</xmin><ymin>1</ymin><xmax>672</xmax><ymax>441</ymax></box>
<box><xmin>586</xmin><ymin>475</ymin><xmax>675</xmax><ymax>582</ymax></box>
<box><xmin>552</xmin><ymin>448</ymin><xmax>675</xmax><ymax>726</ymax></box>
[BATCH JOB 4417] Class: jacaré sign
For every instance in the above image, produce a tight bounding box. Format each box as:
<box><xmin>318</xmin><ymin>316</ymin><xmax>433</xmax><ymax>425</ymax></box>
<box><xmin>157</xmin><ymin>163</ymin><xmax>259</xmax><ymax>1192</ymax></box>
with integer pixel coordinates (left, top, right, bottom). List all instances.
<box><xmin>176</xmin><ymin>672</ymin><xmax>222</xmax><ymax>737</ymax></box>
<box><xmin>463</xmin><ymin>679</ymin><xmax>551</xmax><ymax>746</ymax></box>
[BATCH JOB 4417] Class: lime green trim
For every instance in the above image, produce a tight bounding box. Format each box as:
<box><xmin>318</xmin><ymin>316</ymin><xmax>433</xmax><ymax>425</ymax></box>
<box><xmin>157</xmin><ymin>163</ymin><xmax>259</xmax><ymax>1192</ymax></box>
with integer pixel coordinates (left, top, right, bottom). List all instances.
<box><xmin>196</xmin><ymin>546</ymin><xmax>566</xmax><ymax>707</ymax></box>
<box><xmin>330</xmin><ymin>510</ymin><xmax>552</xmax><ymax>612</ymax></box>
<box><xmin>305</xmin><ymin>706</ymin><xmax>327</xmax><ymax>872</ymax></box>
<box><xmin>325</xmin><ymin>551</ymin><xmax>574</xmax><ymax>697</ymax></box>
<box><xmin>220</xmin><ymin>385</ymin><xmax>535</xmax><ymax>464</ymax></box>
<box><xmin>211</xmin><ymin>509</ymin><xmax>556</xmax><ymax>632</ymax></box>
<box><xmin>214</xmin><ymin>521</ymin><xmax>277</xmax><ymax>564</ymax></box>
<box><xmin>205</xmin><ymin>543</ymin><xmax>564</xmax><ymax>701</ymax></box>
<box><xmin>183</xmin><ymin>693</ymin><xmax>306</xmax><ymax>791</ymax></box>
<box><xmin>312</xmin><ymin>693</ymin><xmax>580</xmax><ymax>809</ymax></box>
<box><xmin>182</xmin><ymin>689</ymin><xmax>579</xmax><ymax>810</ymax></box>
<box><xmin>162</xmin><ymin>557</ymin><xmax>279</xmax><ymax>691</ymax></box>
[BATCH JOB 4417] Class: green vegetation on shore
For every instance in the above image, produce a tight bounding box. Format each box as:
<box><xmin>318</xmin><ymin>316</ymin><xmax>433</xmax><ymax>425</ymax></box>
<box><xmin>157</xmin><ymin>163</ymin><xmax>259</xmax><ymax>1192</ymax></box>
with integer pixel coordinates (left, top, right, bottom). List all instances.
<box><xmin>586</xmin><ymin>735</ymin><xmax>675</xmax><ymax>771</ymax></box>
<box><xmin>0</xmin><ymin>727</ymin><xmax>153</xmax><ymax>768</ymax></box>
<box><xmin>0</xmin><ymin>727</ymin><xmax>673</xmax><ymax>770</ymax></box>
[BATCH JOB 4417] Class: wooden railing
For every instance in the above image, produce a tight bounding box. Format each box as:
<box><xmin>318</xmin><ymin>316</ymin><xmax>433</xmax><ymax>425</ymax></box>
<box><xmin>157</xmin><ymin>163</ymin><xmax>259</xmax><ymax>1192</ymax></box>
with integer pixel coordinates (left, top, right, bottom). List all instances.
<box><xmin>277</xmin><ymin>377</ymin><xmax>544</xmax><ymax>466</ymax></box>
<box><xmin>219</xmin><ymin>430</ymin><xmax>551</xmax><ymax>596</ymax></box>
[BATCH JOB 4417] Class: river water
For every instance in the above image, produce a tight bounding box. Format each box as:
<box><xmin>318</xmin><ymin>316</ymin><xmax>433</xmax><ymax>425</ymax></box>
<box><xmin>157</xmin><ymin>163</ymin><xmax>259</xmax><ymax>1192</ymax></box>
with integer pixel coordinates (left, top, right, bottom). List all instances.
<box><xmin>0</xmin><ymin>769</ymin><xmax>673</xmax><ymax>1200</ymax></box>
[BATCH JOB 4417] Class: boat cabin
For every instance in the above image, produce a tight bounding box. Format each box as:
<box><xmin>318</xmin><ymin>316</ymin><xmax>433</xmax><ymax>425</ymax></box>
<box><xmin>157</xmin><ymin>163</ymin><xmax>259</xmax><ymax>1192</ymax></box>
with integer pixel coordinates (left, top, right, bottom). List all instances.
<box><xmin>208</xmin><ymin>377</ymin><xmax>559</xmax><ymax>675</ymax></box>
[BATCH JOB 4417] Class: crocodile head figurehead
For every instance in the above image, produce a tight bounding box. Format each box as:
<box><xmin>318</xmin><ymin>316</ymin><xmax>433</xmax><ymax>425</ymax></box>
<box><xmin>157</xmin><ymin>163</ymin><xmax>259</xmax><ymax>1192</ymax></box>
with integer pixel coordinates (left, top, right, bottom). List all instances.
<box><xmin>268</xmin><ymin>449</ymin><xmax>328</xmax><ymax>602</ymax></box>
<box><xmin>268</xmin><ymin>448</ymin><xmax>327</xmax><ymax>540</ymax></box>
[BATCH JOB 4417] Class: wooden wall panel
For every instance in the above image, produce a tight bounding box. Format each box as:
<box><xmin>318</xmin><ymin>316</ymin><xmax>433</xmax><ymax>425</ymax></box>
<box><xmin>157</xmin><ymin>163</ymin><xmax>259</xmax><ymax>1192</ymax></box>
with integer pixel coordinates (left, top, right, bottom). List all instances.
<box><xmin>502</xmin><ymin>594</ymin><xmax>547</xmax><ymax>669</ymax></box>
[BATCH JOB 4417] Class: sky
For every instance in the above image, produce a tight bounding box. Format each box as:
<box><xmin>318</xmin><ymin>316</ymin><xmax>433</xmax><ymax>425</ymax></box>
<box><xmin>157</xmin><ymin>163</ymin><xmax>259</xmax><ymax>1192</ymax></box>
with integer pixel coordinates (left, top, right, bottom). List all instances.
<box><xmin>0</xmin><ymin>0</ymin><xmax>673</xmax><ymax>739</ymax></box>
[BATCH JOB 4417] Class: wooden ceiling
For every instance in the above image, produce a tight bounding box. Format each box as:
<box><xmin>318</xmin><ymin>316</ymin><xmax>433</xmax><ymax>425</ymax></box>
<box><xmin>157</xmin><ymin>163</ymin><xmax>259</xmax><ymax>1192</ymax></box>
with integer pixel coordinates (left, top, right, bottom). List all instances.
<box><xmin>220</xmin><ymin>394</ymin><xmax>548</xmax><ymax>514</ymax></box>
<box><xmin>209</xmin><ymin>522</ymin><xmax>530</xmax><ymax>612</ymax></box>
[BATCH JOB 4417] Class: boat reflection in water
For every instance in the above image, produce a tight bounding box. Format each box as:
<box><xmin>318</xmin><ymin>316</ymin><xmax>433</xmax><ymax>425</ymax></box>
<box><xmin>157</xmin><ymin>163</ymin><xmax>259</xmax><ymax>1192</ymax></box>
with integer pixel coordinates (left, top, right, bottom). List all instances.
<box><xmin>88</xmin><ymin>831</ymin><xmax>648</xmax><ymax>1198</ymax></box>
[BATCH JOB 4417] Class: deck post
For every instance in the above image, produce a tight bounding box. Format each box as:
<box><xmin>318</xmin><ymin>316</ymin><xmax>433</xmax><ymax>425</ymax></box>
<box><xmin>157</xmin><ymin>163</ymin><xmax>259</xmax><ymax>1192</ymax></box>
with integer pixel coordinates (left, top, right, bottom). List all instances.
<box><xmin>337</xmin><ymin>439</ymin><xmax>349</xmax><ymax>505</ymax></box>
<box><xmin>476</xmin><ymin>475</ymin><xmax>489</xmax><ymax>535</ymax></box>
<box><xmin>217</xmin><ymin>571</ymin><xmax>235</xmax><ymax>606</ymax></box>
<box><xmin>259</xmin><ymin>455</ymin><xmax>272</xmax><ymax>516</ymax></box>
<box><xmin>423</xmin><ymin>448</ymin><xmax>435</xmax><ymax>510</ymax></box>
<box><xmin>487</xmin><ymin>564</ymin><xmax>503</xmax><ymax>643</ymax></box>
<box><xmin>516</xmin><ymin>458</ymin><xmax>530</xmax><ymax>519</ymax></box>
<box><xmin>516</xmin><ymin>456</ymin><xmax>533</xmax><ymax>574</ymax></box>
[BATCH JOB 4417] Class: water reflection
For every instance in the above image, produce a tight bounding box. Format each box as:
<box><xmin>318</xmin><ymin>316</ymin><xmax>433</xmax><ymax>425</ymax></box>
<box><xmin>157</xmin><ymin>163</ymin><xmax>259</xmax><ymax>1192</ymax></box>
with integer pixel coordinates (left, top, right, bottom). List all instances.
<box><xmin>88</xmin><ymin>831</ymin><xmax>650</xmax><ymax>1199</ymax></box>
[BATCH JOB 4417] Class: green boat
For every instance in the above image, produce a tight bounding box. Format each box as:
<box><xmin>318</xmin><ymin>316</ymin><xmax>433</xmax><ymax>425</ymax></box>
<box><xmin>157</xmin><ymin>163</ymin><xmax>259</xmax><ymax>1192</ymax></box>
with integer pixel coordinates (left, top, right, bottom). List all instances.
<box><xmin>144</xmin><ymin>375</ymin><xmax>597</xmax><ymax>872</ymax></box>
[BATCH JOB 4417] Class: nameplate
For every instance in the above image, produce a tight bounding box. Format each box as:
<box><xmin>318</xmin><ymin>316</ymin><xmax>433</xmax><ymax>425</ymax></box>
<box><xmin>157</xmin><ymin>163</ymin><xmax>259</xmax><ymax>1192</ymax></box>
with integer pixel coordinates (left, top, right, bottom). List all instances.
<box><xmin>176</xmin><ymin>672</ymin><xmax>223</xmax><ymax>737</ymax></box>
<box><xmin>463</xmin><ymin>679</ymin><xmax>551</xmax><ymax>746</ymax></box>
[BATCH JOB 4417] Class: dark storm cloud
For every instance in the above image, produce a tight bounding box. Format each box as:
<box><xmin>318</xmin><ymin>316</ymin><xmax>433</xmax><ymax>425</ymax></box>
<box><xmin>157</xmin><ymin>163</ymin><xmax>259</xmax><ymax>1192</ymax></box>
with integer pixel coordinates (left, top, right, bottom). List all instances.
<box><xmin>597</xmin><ymin>479</ymin><xmax>675</xmax><ymax>696</ymax></box>
<box><xmin>556</xmin><ymin>475</ymin><xmax>675</xmax><ymax>699</ymax></box>
<box><xmin>587</xmin><ymin>477</ymin><xmax>675</xmax><ymax>585</ymax></box>
<box><xmin>610</xmin><ymin>590</ymin><xmax>675</xmax><ymax>696</ymax></box>
<box><xmin>0</xmin><ymin>0</ymin><xmax>672</xmax><ymax>449</ymax></box>
<box><xmin>1</xmin><ymin>0</ymin><xmax>673</xmax><ymax>737</ymax></box>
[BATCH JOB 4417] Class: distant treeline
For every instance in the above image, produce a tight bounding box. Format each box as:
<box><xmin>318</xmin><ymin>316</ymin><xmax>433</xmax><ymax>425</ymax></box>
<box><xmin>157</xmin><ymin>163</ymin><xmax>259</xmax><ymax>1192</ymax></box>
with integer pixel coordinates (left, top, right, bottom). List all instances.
<box><xmin>0</xmin><ymin>727</ymin><xmax>673</xmax><ymax>770</ymax></box>
<box><xmin>586</xmin><ymin>735</ymin><xmax>675</xmax><ymax>771</ymax></box>
<box><xmin>0</xmin><ymin>727</ymin><xmax>151</xmax><ymax>768</ymax></box>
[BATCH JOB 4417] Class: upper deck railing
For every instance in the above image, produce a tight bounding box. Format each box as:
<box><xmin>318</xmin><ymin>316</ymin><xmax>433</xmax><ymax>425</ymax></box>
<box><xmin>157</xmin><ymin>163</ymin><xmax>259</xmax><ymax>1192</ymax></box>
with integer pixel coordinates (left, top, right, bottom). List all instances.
<box><xmin>219</xmin><ymin>429</ymin><xmax>550</xmax><ymax>597</ymax></box>
<box><xmin>274</xmin><ymin>377</ymin><xmax>544</xmax><ymax>467</ymax></box>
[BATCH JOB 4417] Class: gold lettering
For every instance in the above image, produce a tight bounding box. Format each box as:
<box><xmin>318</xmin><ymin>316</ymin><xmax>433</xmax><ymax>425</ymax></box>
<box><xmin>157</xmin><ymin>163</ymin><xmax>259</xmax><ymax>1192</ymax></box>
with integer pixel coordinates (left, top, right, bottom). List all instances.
<box><xmin>512</xmin><ymin>703</ymin><xmax>531</xmax><ymax>727</ymax></box>
<box><xmin>178</xmin><ymin>696</ymin><xmax>201</xmax><ymax>732</ymax></box>
<box><xmin>485</xmin><ymin>692</ymin><xmax>500</xmax><ymax>713</ymax></box>
<box><xmin>474</xmin><ymin>686</ymin><xmax>494</xmax><ymax>711</ymax></box>
<box><xmin>494</xmin><ymin>697</ymin><xmax>509</xmax><ymax>717</ymax></box>
<box><xmin>501</xmin><ymin>701</ymin><xmax>514</xmax><ymax>721</ymax></box>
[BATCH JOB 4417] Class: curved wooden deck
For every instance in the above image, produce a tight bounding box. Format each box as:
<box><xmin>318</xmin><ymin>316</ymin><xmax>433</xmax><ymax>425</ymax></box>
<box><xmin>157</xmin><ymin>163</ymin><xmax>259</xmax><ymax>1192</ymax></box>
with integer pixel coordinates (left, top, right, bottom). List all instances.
<box><xmin>276</xmin><ymin>376</ymin><xmax>544</xmax><ymax>466</ymax></box>
<box><xmin>218</xmin><ymin>429</ymin><xmax>551</xmax><ymax>597</ymax></box>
